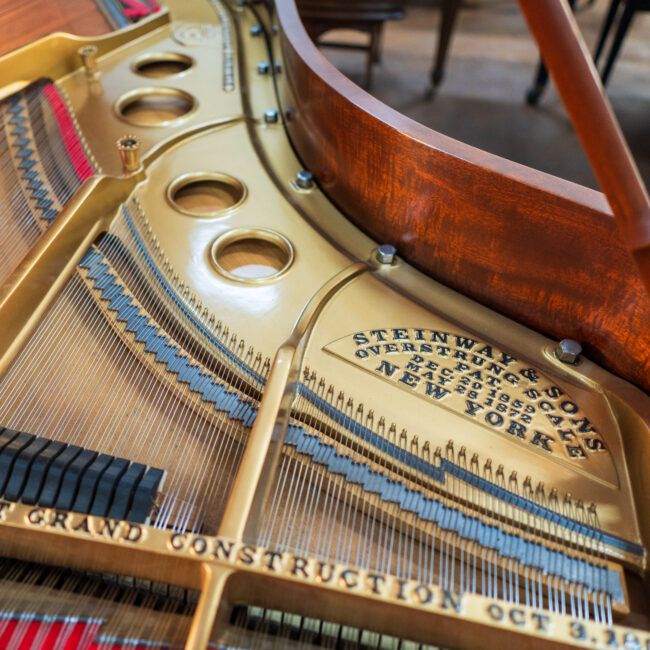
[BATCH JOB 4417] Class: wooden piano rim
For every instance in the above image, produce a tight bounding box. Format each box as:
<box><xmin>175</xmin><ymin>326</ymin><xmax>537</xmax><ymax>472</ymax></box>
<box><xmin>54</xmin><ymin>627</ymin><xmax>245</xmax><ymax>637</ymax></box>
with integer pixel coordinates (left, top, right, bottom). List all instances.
<box><xmin>273</xmin><ymin>0</ymin><xmax>650</xmax><ymax>394</ymax></box>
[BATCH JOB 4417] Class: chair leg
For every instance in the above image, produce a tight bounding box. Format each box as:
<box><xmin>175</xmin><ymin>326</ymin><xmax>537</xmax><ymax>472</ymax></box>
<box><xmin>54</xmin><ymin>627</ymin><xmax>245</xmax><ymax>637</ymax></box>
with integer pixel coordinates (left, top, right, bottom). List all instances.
<box><xmin>431</xmin><ymin>0</ymin><xmax>461</xmax><ymax>87</ymax></box>
<box><xmin>365</xmin><ymin>23</ymin><xmax>381</xmax><ymax>89</ymax></box>
<box><xmin>373</xmin><ymin>23</ymin><xmax>385</xmax><ymax>63</ymax></box>
<box><xmin>601</xmin><ymin>0</ymin><xmax>636</xmax><ymax>85</ymax></box>
<box><xmin>594</xmin><ymin>0</ymin><xmax>621</xmax><ymax>66</ymax></box>
<box><xmin>525</xmin><ymin>0</ymin><xmax>578</xmax><ymax>104</ymax></box>
<box><xmin>525</xmin><ymin>60</ymin><xmax>549</xmax><ymax>105</ymax></box>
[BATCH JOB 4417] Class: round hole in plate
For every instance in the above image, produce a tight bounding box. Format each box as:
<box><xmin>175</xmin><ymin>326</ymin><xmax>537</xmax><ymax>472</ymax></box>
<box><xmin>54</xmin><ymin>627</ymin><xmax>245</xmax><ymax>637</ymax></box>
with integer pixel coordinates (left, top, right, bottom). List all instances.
<box><xmin>132</xmin><ymin>52</ymin><xmax>194</xmax><ymax>78</ymax></box>
<box><xmin>115</xmin><ymin>87</ymin><xmax>196</xmax><ymax>127</ymax></box>
<box><xmin>167</xmin><ymin>172</ymin><xmax>247</xmax><ymax>217</ymax></box>
<box><xmin>210</xmin><ymin>229</ymin><xmax>294</xmax><ymax>283</ymax></box>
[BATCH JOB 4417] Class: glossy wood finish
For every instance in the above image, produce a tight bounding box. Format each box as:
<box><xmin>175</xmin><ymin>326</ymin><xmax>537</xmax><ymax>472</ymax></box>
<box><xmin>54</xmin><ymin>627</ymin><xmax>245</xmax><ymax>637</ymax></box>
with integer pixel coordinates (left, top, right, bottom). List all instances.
<box><xmin>276</xmin><ymin>1</ymin><xmax>650</xmax><ymax>393</ymax></box>
<box><xmin>0</xmin><ymin>0</ymin><xmax>109</xmax><ymax>56</ymax></box>
<box><xmin>518</xmin><ymin>0</ymin><xmax>650</xmax><ymax>294</ymax></box>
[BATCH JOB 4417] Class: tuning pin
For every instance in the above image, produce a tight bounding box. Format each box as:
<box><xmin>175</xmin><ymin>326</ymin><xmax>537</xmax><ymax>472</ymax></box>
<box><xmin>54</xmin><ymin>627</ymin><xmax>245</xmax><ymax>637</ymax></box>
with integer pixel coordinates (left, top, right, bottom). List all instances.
<box><xmin>446</xmin><ymin>440</ymin><xmax>454</xmax><ymax>461</ymax></box>
<box><xmin>346</xmin><ymin>398</ymin><xmax>354</xmax><ymax>414</ymax></box>
<box><xmin>422</xmin><ymin>441</ymin><xmax>431</xmax><ymax>461</ymax></box>
<box><xmin>562</xmin><ymin>493</ymin><xmax>574</xmax><ymax>518</ymax></box>
<box><xmin>523</xmin><ymin>476</ymin><xmax>532</xmax><ymax>498</ymax></box>
<box><xmin>410</xmin><ymin>435</ymin><xmax>419</xmax><ymax>454</ymax></box>
<box><xmin>509</xmin><ymin>471</ymin><xmax>519</xmax><ymax>494</ymax></box>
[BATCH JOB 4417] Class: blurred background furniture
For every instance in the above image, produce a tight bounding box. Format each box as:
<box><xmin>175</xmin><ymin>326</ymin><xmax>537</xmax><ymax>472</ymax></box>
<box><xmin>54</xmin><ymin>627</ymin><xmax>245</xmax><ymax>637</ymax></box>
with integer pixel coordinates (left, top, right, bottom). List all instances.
<box><xmin>594</xmin><ymin>0</ymin><xmax>650</xmax><ymax>84</ymax></box>
<box><xmin>429</xmin><ymin>0</ymin><xmax>461</xmax><ymax>89</ymax></box>
<box><xmin>525</xmin><ymin>0</ymin><xmax>583</xmax><ymax>105</ymax></box>
<box><xmin>296</xmin><ymin>0</ymin><xmax>406</xmax><ymax>88</ymax></box>
<box><xmin>526</xmin><ymin>0</ymin><xmax>650</xmax><ymax>104</ymax></box>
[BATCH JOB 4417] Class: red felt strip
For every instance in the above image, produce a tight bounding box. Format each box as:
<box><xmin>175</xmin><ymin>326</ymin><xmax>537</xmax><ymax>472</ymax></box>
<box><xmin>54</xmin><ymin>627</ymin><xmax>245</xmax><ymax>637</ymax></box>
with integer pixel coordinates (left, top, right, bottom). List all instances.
<box><xmin>41</xmin><ymin>84</ymin><xmax>95</xmax><ymax>183</ymax></box>
<box><xmin>0</xmin><ymin>618</ymin><xmax>226</xmax><ymax>648</ymax></box>
<box><xmin>122</xmin><ymin>0</ymin><xmax>157</xmax><ymax>18</ymax></box>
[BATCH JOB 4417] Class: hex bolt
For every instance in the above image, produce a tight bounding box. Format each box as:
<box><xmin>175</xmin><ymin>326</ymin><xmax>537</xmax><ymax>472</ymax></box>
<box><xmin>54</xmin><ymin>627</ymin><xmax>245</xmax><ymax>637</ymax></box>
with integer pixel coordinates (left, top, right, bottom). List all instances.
<box><xmin>250</xmin><ymin>25</ymin><xmax>262</xmax><ymax>37</ymax></box>
<box><xmin>257</xmin><ymin>61</ymin><xmax>270</xmax><ymax>75</ymax></box>
<box><xmin>116</xmin><ymin>135</ymin><xmax>141</xmax><ymax>173</ymax></box>
<box><xmin>78</xmin><ymin>45</ymin><xmax>99</xmax><ymax>79</ymax></box>
<box><xmin>296</xmin><ymin>170</ymin><xmax>314</xmax><ymax>190</ymax></box>
<box><xmin>376</xmin><ymin>244</ymin><xmax>396</xmax><ymax>265</ymax></box>
<box><xmin>555</xmin><ymin>339</ymin><xmax>582</xmax><ymax>364</ymax></box>
<box><xmin>264</xmin><ymin>108</ymin><xmax>279</xmax><ymax>124</ymax></box>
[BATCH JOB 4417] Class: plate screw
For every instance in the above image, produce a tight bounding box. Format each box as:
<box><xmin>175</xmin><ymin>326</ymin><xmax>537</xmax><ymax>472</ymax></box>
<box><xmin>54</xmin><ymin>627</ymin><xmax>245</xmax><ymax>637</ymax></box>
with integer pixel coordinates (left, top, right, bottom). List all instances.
<box><xmin>555</xmin><ymin>339</ymin><xmax>582</xmax><ymax>364</ymax></box>
<box><xmin>257</xmin><ymin>61</ymin><xmax>270</xmax><ymax>75</ymax></box>
<box><xmin>296</xmin><ymin>170</ymin><xmax>314</xmax><ymax>189</ymax></box>
<box><xmin>250</xmin><ymin>25</ymin><xmax>262</xmax><ymax>37</ymax></box>
<box><xmin>376</xmin><ymin>244</ymin><xmax>396</xmax><ymax>265</ymax></box>
<box><xmin>264</xmin><ymin>108</ymin><xmax>278</xmax><ymax>124</ymax></box>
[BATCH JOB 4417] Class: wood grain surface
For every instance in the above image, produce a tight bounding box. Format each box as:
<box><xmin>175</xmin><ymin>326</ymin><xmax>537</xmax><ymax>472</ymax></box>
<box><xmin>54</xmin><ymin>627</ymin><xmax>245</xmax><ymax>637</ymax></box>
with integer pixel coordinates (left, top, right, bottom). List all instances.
<box><xmin>276</xmin><ymin>0</ymin><xmax>650</xmax><ymax>393</ymax></box>
<box><xmin>0</xmin><ymin>0</ymin><xmax>109</xmax><ymax>56</ymax></box>
<box><xmin>518</xmin><ymin>0</ymin><xmax>650</xmax><ymax>294</ymax></box>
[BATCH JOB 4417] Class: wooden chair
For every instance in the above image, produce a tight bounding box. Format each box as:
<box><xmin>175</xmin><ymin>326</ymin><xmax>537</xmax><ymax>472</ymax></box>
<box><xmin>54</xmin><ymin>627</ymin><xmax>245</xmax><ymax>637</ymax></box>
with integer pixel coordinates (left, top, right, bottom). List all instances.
<box><xmin>525</xmin><ymin>0</ymin><xmax>581</xmax><ymax>104</ymax></box>
<box><xmin>526</xmin><ymin>0</ymin><xmax>650</xmax><ymax>104</ymax></box>
<box><xmin>594</xmin><ymin>0</ymin><xmax>650</xmax><ymax>84</ymax></box>
<box><xmin>429</xmin><ymin>0</ymin><xmax>461</xmax><ymax>90</ymax></box>
<box><xmin>296</xmin><ymin>0</ymin><xmax>405</xmax><ymax>89</ymax></box>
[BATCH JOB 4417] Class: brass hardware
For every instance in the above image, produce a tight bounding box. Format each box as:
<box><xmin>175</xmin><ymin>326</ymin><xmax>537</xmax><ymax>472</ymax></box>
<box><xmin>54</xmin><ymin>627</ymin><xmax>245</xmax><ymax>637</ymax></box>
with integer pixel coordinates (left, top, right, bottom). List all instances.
<box><xmin>78</xmin><ymin>45</ymin><xmax>99</xmax><ymax>80</ymax></box>
<box><xmin>116</xmin><ymin>135</ymin><xmax>142</xmax><ymax>173</ymax></box>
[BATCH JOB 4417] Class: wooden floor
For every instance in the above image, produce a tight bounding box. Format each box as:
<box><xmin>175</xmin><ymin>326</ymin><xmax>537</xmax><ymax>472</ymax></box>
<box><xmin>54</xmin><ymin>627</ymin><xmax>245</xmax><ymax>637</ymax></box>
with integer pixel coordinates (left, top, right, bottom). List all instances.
<box><xmin>321</xmin><ymin>0</ymin><xmax>650</xmax><ymax>190</ymax></box>
<box><xmin>0</xmin><ymin>0</ymin><xmax>110</xmax><ymax>56</ymax></box>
